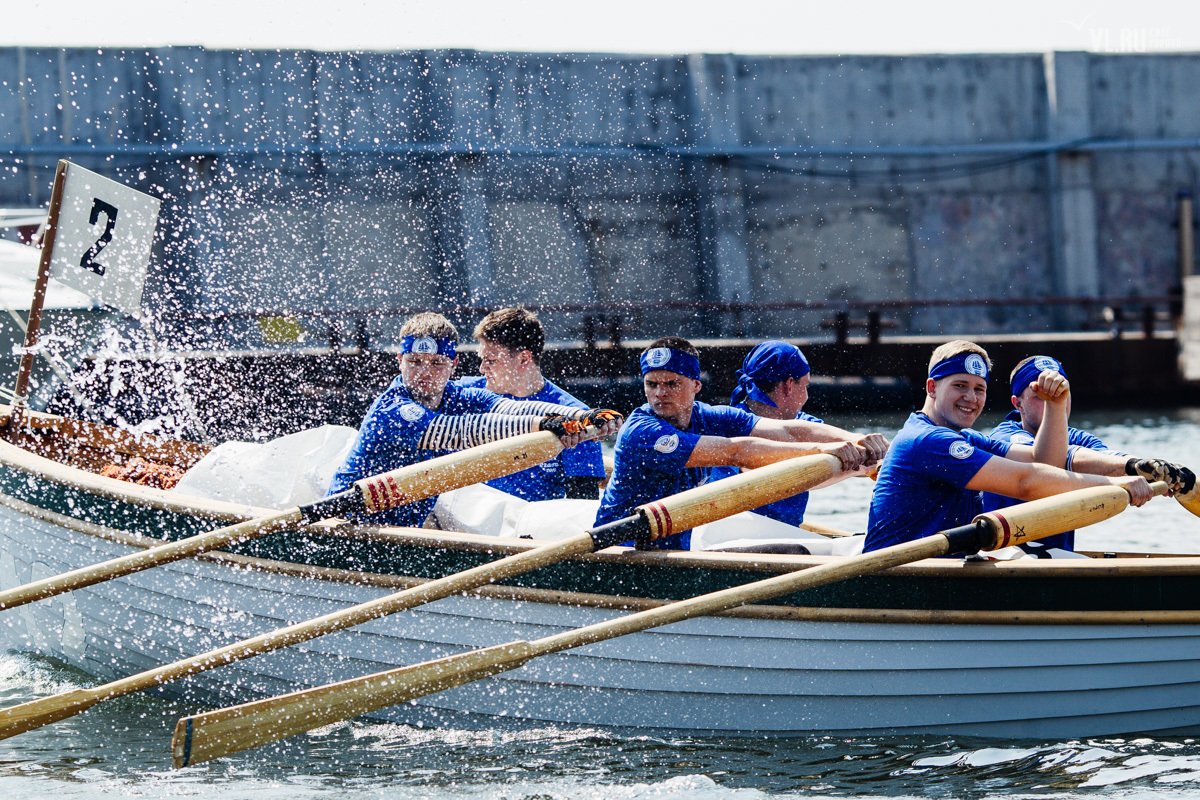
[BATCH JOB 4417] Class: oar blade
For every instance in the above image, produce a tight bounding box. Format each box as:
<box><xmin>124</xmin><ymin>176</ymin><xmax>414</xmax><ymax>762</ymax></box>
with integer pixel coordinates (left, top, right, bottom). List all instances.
<box><xmin>172</xmin><ymin>640</ymin><xmax>537</xmax><ymax>768</ymax></box>
<box><xmin>0</xmin><ymin>689</ymin><xmax>100</xmax><ymax>741</ymax></box>
<box><xmin>1176</xmin><ymin>485</ymin><xmax>1200</xmax><ymax>518</ymax></box>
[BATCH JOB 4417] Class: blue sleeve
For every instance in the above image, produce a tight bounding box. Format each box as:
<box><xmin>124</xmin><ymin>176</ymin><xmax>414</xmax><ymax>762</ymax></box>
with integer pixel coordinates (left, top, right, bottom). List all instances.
<box><xmin>618</xmin><ymin>414</ymin><xmax>701</xmax><ymax>477</ymax></box>
<box><xmin>708</xmin><ymin>404</ymin><xmax>758</xmax><ymax>437</ymax></box>
<box><xmin>327</xmin><ymin>397</ymin><xmax>433</xmax><ymax>492</ymax></box>
<box><xmin>457</xmin><ymin>386</ymin><xmax>504</xmax><ymax>411</ymax></box>
<box><xmin>910</xmin><ymin>426</ymin><xmax>1005</xmax><ymax>489</ymax></box>
<box><xmin>989</xmin><ymin>419</ymin><xmax>1034</xmax><ymax>446</ymax></box>
<box><xmin>1070</xmin><ymin>429</ymin><xmax>1115</xmax><ymax>452</ymax></box>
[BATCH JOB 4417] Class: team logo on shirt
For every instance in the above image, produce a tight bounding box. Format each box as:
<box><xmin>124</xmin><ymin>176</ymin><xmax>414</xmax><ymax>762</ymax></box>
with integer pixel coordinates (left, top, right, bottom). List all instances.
<box><xmin>644</xmin><ymin>348</ymin><xmax>672</xmax><ymax>368</ymax></box>
<box><xmin>654</xmin><ymin>433</ymin><xmax>680</xmax><ymax>453</ymax></box>
<box><xmin>539</xmin><ymin>461</ymin><xmax>558</xmax><ymax>473</ymax></box>
<box><xmin>411</xmin><ymin>336</ymin><xmax>438</xmax><ymax>355</ymax></box>
<box><xmin>949</xmin><ymin>440</ymin><xmax>975</xmax><ymax>459</ymax></box>
<box><xmin>399</xmin><ymin>403</ymin><xmax>425</xmax><ymax>422</ymax></box>
<box><xmin>964</xmin><ymin>354</ymin><xmax>987</xmax><ymax>377</ymax></box>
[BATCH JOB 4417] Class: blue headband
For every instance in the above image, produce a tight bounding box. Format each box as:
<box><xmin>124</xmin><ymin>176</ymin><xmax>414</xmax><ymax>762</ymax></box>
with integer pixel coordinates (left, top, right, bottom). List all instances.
<box><xmin>928</xmin><ymin>351</ymin><xmax>989</xmax><ymax>382</ymax></box>
<box><xmin>400</xmin><ymin>335</ymin><xmax>457</xmax><ymax>359</ymax></box>
<box><xmin>640</xmin><ymin>346</ymin><xmax>701</xmax><ymax>381</ymax></box>
<box><xmin>1011</xmin><ymin>356</ymin><xmax>1066</xmax><ymax>397</ymax></box>
<box><xmin>729</xmin><ymin>340</ymin><xmax>810</xmax><ymax>407</ymax></box>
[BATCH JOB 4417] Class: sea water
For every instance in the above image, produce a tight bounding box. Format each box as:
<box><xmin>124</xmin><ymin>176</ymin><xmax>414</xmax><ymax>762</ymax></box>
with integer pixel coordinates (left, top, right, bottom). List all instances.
<box><xmin>1</xmin><ymin>409</ymin><xmax>1199</xmax><ymax>799</ymax></box>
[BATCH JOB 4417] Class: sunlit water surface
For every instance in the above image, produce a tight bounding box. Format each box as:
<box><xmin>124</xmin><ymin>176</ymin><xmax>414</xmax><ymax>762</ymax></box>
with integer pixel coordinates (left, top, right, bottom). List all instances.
<box><xmin>1</xmin><ymin>409</ymin><xmax>1199</xmax><ymax>799</ymax></box>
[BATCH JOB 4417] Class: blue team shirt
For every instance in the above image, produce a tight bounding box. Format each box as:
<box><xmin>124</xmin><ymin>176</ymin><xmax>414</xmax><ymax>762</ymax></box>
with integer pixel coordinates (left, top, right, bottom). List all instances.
<box><xmin>457</xmin><ymin>376</ymin><xmax>605</xmax><ymax>500</ymax></box>
<box><xmin>709</xmin><ymin>406</ymin><xmax>824</xmax><ymax>526</ymax></box>
<box><xmin>982</xmin><ymin>410</ymin><xmax>1123</xmax><ymax>553</ymax></box>
<box><xmin>328</xmin><ymin>377</ymin><xmax>503</xmax><ymax>526</ymax></box>
<box><xmin>595</xmin><ymin>401</ymin><xmax>759</xmax><ymax>550</ymax></box>
<box><xmin>864</xmin><ymin>412</ymin><xmax>1010</xmax><ymax>553</ymax></box>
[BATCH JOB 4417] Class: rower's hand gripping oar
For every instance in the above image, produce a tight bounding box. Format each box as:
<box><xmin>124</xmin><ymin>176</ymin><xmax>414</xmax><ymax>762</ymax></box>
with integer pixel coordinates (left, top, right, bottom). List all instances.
<box><xmin>0</xmin><ymin>453</ymin><xmax>842</xmax><ymax>744</ymax></box>
<box><xmin>0</xmin><ymin>428</ymin><xmax>586</xmax><ymax>612</ymax></box>
<box><xmin>1123</xmin><ymin>457</ymin><xmax>1200</xmax><ymax>519</ymax></box>
<box><xmin>171</xmin><ymin>479</ymin><xmax>1168</xmax><ymax>767</ymax></box>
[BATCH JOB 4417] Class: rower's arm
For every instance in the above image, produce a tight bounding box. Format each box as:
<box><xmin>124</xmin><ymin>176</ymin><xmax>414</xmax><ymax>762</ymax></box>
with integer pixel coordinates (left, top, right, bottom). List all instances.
<box><xmin>1068</xmin><ymin>447</ymin><xmax>1128</xmax><ymax>476</ymax></box>
<box><xmin>1029</xmin><ymin>372</ymin><xmax>1069</xmax><ymax>468</ymax></box>
<box><xmin>966</xmin><ymin>455</ymin><xmax>1144</xmax><ymax>501</ymax></box>
<box><xmin>751</xmin><ymin>418</ymin><xmax>889</xmax><ymax>465</ymax></box>
<box><xmin>684</xmin><ymin>435</ymin><xmax>864</xmax><ymax>471</ymax></box>
<box><xmin>750</xmin><ymin>417</ymin><xmax>856</xmax><ymax>443</ymax></box>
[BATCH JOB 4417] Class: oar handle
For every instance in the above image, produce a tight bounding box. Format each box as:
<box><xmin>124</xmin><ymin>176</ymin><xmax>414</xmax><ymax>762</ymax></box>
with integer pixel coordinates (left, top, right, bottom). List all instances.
<box><xmin>299</xmin><ymin>429</ymin><xmax>572</xmax><ymax>521</ymax></box>
<box><xmin>972</xmin><ymin>480</ymin><xmax>1168</xmax><ymax>551</ymax></box>
<box><xmin>636</xmin><ymin>454</ymin><xmax>841</xmax><ymax>542</ymax></box>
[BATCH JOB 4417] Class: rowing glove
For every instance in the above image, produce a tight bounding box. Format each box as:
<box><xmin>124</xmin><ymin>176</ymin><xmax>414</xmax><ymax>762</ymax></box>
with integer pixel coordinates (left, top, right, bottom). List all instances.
<box><xmin>540</xmin><ymin>414</ymin><xmax>587</xmax><ymax>437</ymax></box>
<box><xmin>579</xmin><ymin>408</ymin><xmax>624</xmax><ymax>434</ymax></box>
<box><xmin>1126</xmin><ymin>458</ymin><xmax>1197</xmax><ymax>495</ymax></box>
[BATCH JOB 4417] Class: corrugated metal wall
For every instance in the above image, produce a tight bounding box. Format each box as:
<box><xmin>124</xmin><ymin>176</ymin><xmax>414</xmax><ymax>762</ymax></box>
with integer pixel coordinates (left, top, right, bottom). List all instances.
<box><xmin>1</xmin><ymin>47</ymin><xmax>1197</xmax><ymax>349</ymax></box>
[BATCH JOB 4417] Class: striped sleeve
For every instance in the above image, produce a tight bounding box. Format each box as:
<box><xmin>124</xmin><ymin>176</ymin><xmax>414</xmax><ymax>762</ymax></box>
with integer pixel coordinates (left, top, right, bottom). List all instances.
<box><xmin>491</xmin><ymin>398</ymin><xmax>584</xmax><ymax>418</ymax></box>
<box><xmin>417</xmin><ymin>413</ymin><xmax>541</xmax><ymax>451</ymax></box>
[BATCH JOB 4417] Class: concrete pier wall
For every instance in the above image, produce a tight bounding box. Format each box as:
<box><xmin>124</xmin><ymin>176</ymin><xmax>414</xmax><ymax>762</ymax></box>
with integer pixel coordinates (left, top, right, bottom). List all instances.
<box><xmin>0</xmin><ymin>47</ymin><xmax>1197</xmax><ymax>348</ymax></box>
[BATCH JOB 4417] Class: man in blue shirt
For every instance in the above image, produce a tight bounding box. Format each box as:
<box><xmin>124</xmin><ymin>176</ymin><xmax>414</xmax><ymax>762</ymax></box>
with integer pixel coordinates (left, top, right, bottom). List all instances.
<box><xmin>328</xmin><ymin>312</ymin><xmax>622</xmax><ymax>527</ymax></box>
<box><xmin>711</xmin><ymin>340</ymin><xmax>842</xmax><ymax>527</ymax></box>
<box><xmin>458</xmin><ymin>307</ymin><xmax>607</xmax><ymax>500</ymax></box>
<box><xmin>865</xmin><ymin>340</ymin><xmax>1157</xmax><ymax>554</ymax></box>
<box><xmin>595</xmin><ymin>337</ymin><xmax>888</xmax><ymax>550</ymax></box>
<box><xmin>984</xmin><ymin>354</ymin><xmax>1196</xmax><ymax>553</ymax></box>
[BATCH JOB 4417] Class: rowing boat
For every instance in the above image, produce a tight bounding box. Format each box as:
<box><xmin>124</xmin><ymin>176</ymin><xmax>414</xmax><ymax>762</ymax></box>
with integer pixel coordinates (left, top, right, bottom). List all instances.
<box><xmin>0</xmin><ymin>407</ymin><xmax>1198</xmax><ymax>740</ymax></box>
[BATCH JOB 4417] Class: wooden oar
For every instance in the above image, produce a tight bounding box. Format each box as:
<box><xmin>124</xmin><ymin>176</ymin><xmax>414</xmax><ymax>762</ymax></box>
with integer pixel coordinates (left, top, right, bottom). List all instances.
<box><xmin>0</xmin><ymin>452</ymin><xmax>841</xmax><ymax>744</ymax></box>
<box><xmin>171</xmin><ymin>480</ymin><xmax>1167</xmax><ymax>767</ymax></box>
<box><xmin>1177</xmin><ymin>483</ymin><xmax>1200</xmax><ymax>517</ymax></box>
<box><xmin>0</xmin><ymin>429</ymin><xmax>577</xmax><ymax>612</ymax></box>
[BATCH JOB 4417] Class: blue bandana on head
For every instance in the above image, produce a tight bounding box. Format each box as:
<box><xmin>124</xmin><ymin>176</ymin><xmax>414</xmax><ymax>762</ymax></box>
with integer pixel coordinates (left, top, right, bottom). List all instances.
<box><xmin>928</xmin><ymin>351</ymin><xmax>989</xmax><ymax>382</ymax></box>
<box><xmin>729</xmin><ymin>340</ymin><xmax>811</xmax><ymax>407</ymax></box>
<box><xmin>400</xmin><ymin>335</ymin><xmax>457</xmax><ymax>359</ymax></box>
<box><xmin>1010</xmin><ymin>355</ymin><xmax>1066</xmax><ymax>398</ymax></box>
<box><xmin>640</xmin><ymin>346</ymin><xmax>701</xmax><ymax>381</ymax></box>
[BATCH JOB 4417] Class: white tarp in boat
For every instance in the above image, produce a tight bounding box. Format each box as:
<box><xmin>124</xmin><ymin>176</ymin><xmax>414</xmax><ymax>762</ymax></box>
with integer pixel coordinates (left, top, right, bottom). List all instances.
<box><xmin>434</xmin><ymin>482</ymin><xmax>867</xmax><ymax>555</ymax></box>
<box><xmin>169</xmin><ymin>425</ymin><xmax>864</xmax><ymax>553</ymax></box>
<box><xmin>172</xmin><ymin>425</ymin><xmax>357</xmax><ymax>511</ymax></box>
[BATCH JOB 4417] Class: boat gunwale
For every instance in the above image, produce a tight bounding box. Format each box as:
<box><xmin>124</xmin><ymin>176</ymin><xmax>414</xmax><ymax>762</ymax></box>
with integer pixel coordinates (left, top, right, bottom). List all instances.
<box><xmin>5</xmin><ymin>482</ymin><xmax>1200</xmax><ymax>626</ymax></box>
<box><xmin>3</xmin><ymin>409</ymin><xmax>1200</xmax><ymax>585</ymax></box>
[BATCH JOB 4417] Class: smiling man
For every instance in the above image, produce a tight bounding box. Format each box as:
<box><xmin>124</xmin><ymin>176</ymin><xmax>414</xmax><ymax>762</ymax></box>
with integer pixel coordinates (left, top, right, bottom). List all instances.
<box><xmin>864</xmin><ymin>340</ymin><xmax>1155</xmax><ymax>554</ymax></box>
<box><xmin>594</xmin><ymin>336</ymin><xmax>887</xmax><ymax>550</ymax></box>
<box><xmin>458</xmin><ymin>307</ymin><xmax>607</xmax><ymax>500</ymax></box>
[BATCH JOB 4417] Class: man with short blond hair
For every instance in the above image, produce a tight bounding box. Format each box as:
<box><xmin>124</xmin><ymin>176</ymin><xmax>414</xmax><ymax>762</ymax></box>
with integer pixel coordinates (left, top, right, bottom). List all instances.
<box><xmin>458</xmin><ymin>307</ymin><xmax>606</xmax><ymax>500</ymax></box>
<box><xmin>864</xmin><ymin>340</ymin><xmax>1155</xmax><ymax>554</ymax></box>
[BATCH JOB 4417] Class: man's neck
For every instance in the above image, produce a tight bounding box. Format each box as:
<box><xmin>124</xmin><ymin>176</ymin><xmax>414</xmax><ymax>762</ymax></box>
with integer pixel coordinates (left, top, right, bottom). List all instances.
<box><xmin>657</xmin><ymin>406</ymin><xmax>694</xmax><ymax>430</ymax></box>
<box><xmin>920</xmin><ymin>401</ymin><xmax>954</xmax><ymax>430</ymax></box>
<box><xmin>745</xmin><ymin>397</ymin><xmax>789</xmax><ymax>420</ymax></box>
<box><xmin>489</xmin><ymin>368</ymin><xmax>545</xmax><ymax>398</ymax></box>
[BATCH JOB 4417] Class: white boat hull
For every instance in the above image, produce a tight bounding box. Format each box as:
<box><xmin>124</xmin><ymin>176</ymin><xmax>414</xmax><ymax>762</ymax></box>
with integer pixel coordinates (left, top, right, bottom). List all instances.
<box><xmin>3</xmin><ymin>501</ymin><xmax>1200</xmax><ymax>739</ymax></box>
